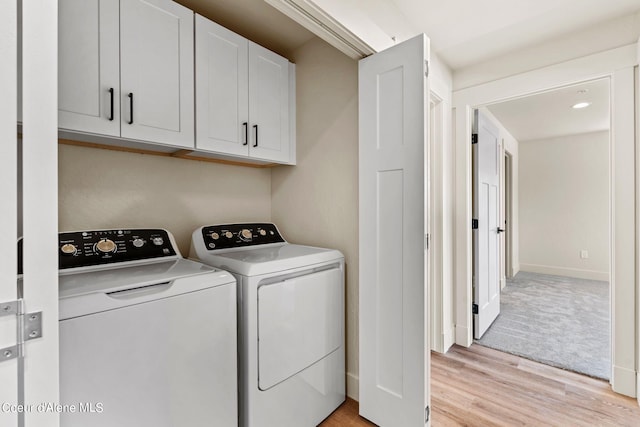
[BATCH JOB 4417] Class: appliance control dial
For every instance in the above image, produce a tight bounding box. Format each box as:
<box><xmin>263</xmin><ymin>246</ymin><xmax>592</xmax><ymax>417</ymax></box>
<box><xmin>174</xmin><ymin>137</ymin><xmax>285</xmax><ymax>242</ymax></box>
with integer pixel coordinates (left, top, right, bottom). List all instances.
<box><xmin>151</xmin><ymin>237</ymin><xmax>164</xmax><ymax>246</ymax></box>
<box><xmin>60</xmin><ymin>243</ymin><xmax>77</xmax><ymax>256</ymax></box>
<box><xmin>225</xmin><ymin>231</ymin><xmax>233</xmax><ymax>239</ymax></box>
<box><xmin>95</xmin><ymin>239</ymin><xmax>116</xmax><ymax>254</ymax></box>
<box><xmin>210</xmin><ymin>232</ymin><xmax>220</xmax><ymax>240</ymax></box>
<box><xmin>239</xmin><ymin>229</ymin><xmax>252</xmax><ymax>241</ymax></box>
<box><xmin>132</xmin><ymin>238</ymin><xmax>145</xmax><ymax>248</ymax></box>
<box><xmin>259</xmin><ymin>229</ymin><xmax>267</xmax><ymax>236</ymax></box>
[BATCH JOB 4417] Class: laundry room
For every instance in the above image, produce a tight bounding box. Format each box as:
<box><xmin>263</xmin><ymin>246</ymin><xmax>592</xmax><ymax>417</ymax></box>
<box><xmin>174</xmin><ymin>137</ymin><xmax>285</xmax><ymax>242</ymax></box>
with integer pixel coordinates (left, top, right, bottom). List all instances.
<box><xmin>6</xmin><ymin>0</ymin><xmax>640</xmax><ymax>426</ymax></box>
<box><xmin>51</xmin><ymin>0</ymin><xmax>360</xmax><ymax>425</ymax></box>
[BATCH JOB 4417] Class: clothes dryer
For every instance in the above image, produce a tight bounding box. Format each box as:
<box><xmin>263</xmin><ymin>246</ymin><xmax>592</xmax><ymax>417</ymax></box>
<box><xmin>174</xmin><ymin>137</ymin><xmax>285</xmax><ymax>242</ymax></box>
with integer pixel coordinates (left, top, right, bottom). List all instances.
<box><xmin>190</xmin><ymin>223</ymin><xmax>345</xmax><ymax>427</ymax></box>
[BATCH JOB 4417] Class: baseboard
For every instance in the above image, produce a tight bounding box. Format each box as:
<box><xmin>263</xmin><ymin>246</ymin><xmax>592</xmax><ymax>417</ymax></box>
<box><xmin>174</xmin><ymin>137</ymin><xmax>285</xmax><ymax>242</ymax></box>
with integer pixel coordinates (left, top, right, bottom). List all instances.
<box><xmin>612</xmin><ymin>365</ymin><xmax>637</xmax><ymax>397</ymax></box>
<box><xmin>443</xmin><ymin>326</ymin><xmax>454</xmax><ymax>352</ymax></box>
<box><xmin>455</xmin><ymin>324</ymin><xmax>472</xmax><ymax>347</ymax></box>
<box><xmin>346</xmin><ymin>371</ymin><xmax>359</xmax><ymax>401</ymax></box>
<box><xmin>513</xmin><ymin>263</ymin><xmax>520</xmax><ymax>276</ymax></box>
<box><xmin>519</xmin><ymin>263</ymin><xmax>609</xmax><ymax>282</ymax></box>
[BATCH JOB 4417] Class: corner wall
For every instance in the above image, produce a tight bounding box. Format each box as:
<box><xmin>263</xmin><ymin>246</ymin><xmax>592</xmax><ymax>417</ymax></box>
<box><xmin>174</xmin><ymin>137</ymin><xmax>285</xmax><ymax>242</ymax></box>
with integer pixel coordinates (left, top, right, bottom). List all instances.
<box><xmin>270</xmin><ymin>37</ymin><xmax>360</xmax><ymax>398</ymax></box>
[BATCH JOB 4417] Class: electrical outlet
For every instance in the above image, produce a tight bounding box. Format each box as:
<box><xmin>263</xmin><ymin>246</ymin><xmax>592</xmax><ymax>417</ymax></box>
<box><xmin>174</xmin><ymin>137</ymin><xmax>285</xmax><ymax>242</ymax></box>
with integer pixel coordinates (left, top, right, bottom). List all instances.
<box><xmin>580</xmin><ymin>250</ymin><xmax>589</xmax><ymax>259</ymax></box>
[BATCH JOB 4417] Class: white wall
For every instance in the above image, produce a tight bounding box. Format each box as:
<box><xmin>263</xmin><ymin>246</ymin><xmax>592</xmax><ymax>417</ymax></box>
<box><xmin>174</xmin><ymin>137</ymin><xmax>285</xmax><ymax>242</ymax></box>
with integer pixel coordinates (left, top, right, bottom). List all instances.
<box><xmin>58</xmin><ymin>144</ymin><xmax>272</xmax><ymax>255</ymax></box>
<box><xmin>518</xmin><ymin>131</ymin><xmax>609</xmax><ymax>281</ymax></box>
<box><xmin>270</xmin><ymin>37</ymin><xmax>360</xmax><ymax>398</ymax></box>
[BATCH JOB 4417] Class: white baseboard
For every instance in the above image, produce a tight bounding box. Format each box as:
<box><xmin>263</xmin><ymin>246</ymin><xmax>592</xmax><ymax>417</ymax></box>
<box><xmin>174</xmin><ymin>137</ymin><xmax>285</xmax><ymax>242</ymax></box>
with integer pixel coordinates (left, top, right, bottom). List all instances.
<box><xmin>346</xmin><ymin>371</ymin><xmax>359</xmax><ymax>401</ymax></box>
<box><xmin>455</xmin><ymin>324</ymin><xmax>472</xmax><ymax>347</ymax></box>
<box><xmin>443</xmin><ymin>326</ymin><xmax>454</xmax><ymax>352</ymax></box>
<box><xmin>612</xmin><ymin>365</ymin><xmax>637</xmax><ymax>398</ymax></box>
<box><xmin>519</xmin><ymin>263</ymin><xmax>609</xmax><ymax>282</ymax></box>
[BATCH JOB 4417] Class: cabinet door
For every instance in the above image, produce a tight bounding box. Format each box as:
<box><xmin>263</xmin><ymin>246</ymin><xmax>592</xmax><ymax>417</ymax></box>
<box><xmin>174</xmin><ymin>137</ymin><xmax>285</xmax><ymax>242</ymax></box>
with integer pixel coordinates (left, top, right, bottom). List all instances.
<box><xmin>195</xmin><ymin>15</ymin><xmax>249</xmax><ymax>156</ymax></box>
<box><xmin>58</xmin><ymin>0</ymin><xmax>120</xmax><ymax>136</ymax></box>
<box><xmin>120</xmin><ymin>0</ymin><xmax>194</xmax><ymax>148</ymax></box>
<box><xmin>248</xmin><ymin>42</ymin><xmax>290</xmax><ymax>163</ymax></box>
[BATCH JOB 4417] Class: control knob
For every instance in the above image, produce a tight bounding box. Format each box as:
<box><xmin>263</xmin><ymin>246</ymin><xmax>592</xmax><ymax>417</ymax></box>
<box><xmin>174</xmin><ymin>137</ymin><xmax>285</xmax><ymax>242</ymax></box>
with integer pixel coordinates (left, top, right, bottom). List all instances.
<box><xmin>224</xmin><ymin>231</ymin><xmax>233</xmax><ymax>239</ymax></box>
<box><xmin>239</xmin><ymin>229</ymin><xmax>252</xmax><ymax>241</ymax></box>
<box><xmin>60</xmin><ymin>243</ymin><xmax>77</xmax><ymax>256</ymax></box>
<box><xmin>210</xmin><ymin>232</ymin><xmax>220</xmax><ymax>240</ymax></box>
<box><xmin>95</xmin><ymin>239</ymin><xmax>116</xmax><ymax>254</ymax></box>
<box><xmin>151</xmin><ymin>237</ymin><xmax>164</xmax><ymax>246</ymax></box>
<box><xmin>132</xmin><ymin>238</ymin><xmax>145</xmax><ymax>248</ymax></box>
<box><xmin>259</xmin><ymin>229</ymin><xmax>267</xmax><ymax>236</ymax></box>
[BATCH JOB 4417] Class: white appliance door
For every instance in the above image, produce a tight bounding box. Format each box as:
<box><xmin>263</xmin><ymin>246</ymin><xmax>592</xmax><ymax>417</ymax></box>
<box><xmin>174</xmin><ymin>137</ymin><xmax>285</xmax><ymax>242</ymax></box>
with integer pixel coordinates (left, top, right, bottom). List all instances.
<box><xmin>359</xmin><ymin>34</ymin><xmax>431</xmax><ymax>426</ymax></box>
<box><xmin>473</xmin><ymin>110</ymin><xmax>501</xmax><ymax>339</ymax></box>
<box><xmin>257</xmin><ymin>267</ymin><xmax>343</xmax><ymax>390</ymax></box>
<box><xmin>59</xmin><ymin>282</ymin><xmax>237</xmax><ymax>427</ymax></box>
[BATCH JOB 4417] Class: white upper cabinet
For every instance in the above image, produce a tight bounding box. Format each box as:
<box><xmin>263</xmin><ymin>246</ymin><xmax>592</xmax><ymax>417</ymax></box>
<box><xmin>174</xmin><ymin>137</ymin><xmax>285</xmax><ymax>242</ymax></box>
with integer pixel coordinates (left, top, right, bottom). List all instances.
<box><xmin>195</xmin><ymin>14</ymin><xmax>295</xmax><ymax>164</ymax></box>
<box><xmin>248</xmin><ymin>42</ymin><xmax>290</xmax><ymax>163</ymax></box>
<box><xmin>120</xmin><ymin>0</ymin><xmax>194</xmax><ymax>146</ymax></box>
<box><xmin>195</xmin><ymin>15</ymin><xmax>249</xmax><ymax>156</ymax></box>
<box><xmin>58</xmin><ymin>0</ymin><xmax>194</xmax><ymax>148</ymax></box>
<box><xmin>58</xmin><ymin>0</ymin><xmax>120</xmax><ymax>136</ymax></box>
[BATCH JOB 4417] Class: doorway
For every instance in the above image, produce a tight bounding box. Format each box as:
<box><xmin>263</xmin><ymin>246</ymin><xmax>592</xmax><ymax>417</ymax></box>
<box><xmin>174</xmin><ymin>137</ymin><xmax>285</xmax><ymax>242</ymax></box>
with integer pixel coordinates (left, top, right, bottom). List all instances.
<box><xmin>472</xmin><ymin>79</ymin><xmax>612</xmax><ymax>380</ymax></box>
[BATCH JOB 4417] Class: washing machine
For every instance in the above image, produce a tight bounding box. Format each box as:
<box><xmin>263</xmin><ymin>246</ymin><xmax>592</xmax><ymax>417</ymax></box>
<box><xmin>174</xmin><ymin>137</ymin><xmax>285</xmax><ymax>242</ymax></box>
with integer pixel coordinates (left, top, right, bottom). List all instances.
<box><xmin>19</xmin><ymin>228</ymin><xmax>238</xmax><ymax>427</ymax></box>
<box><xmin>189</xmin><ymin>223</ymin><xmax>345</xmax><ymax>427</ymax></box>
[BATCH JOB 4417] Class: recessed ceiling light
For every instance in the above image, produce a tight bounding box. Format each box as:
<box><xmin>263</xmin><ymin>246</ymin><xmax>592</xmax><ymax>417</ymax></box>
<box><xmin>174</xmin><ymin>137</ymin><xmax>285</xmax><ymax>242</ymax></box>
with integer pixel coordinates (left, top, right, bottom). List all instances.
<box><xmin>572</xmin><ymin>102</ymin><xmax>591</xmax><ymax>109</ymax></box>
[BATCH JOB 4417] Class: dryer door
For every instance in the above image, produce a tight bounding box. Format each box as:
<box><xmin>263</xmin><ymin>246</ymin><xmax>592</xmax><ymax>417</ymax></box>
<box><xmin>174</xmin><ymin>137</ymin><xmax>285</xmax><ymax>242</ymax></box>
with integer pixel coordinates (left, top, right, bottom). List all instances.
<box><xmin>257</xmin><ymin>267</ymin><xmax>343</xmax><ymax>390</ymax></box>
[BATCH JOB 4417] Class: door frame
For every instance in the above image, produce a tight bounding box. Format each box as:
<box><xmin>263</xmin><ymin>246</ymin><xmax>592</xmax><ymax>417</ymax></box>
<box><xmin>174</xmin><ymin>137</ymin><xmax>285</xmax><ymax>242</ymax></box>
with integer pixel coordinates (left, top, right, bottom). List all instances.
<box><xmin>453</xmin><ymin>45</ymin><xmax>637</xmax><ymax>397</ymax></box>
<box><xmin>504</xmin><ymin>151</ymin><xmax>514</xmax><ymax>281</ymax></box>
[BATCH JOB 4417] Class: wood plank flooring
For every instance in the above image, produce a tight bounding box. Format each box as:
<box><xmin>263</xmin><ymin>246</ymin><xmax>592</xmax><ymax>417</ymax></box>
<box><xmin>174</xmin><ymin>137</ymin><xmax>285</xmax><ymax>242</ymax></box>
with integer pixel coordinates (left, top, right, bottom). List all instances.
<box><xmin>320</xmin><ymin>344</ymin><xmax>640</xmax><ymax>426</ymax></box>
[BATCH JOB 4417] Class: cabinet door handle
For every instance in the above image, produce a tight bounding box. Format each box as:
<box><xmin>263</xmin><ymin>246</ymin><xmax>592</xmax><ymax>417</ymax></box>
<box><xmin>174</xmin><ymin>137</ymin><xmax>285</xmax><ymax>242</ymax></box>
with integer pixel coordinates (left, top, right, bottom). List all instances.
<box><xmin>108</xmin><ymin>88</ymin><xmax>114</xmax><ymax>121</ymax></box>
<box><xmin>243</xmin><ymin>122</ymin><xmax>248</xmax><ymax>146</ymax></box>
<box><xmin>253</xmin><ymin>124</ymin><xmax>258</xmax><ymax>147</ymax></box>
<box><xmin>127</xmin><ymin>93</ymin><xmax>134</xmax><ymax>124</ymax></box>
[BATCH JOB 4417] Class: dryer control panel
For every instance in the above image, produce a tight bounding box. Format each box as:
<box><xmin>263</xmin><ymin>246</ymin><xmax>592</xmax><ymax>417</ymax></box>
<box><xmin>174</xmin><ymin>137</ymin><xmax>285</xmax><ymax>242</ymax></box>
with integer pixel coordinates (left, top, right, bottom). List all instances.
<box><xmin>18</xmin><ymin>229</ymin><xmax>177</xmax><ymax>274</ymax></box>
<box><xmin>202</xmin><ymin>223</ymin><xmax>285</xmax><ymax>250</ymax></box>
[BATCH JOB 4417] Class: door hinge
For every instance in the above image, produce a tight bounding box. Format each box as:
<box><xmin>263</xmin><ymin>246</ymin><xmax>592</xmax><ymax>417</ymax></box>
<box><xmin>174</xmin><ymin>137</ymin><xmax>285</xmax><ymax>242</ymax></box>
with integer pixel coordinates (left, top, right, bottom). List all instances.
<box><xmin>472</xmin><ymin>133</ymin><xmax>478</xmax><ymax>144</ymax></box>
<box><xmin>0</xmin><ymin>299</ymin><xmax>43</xmax><ymax>363</ymax></box>
<box><xmin>472</xmin><ymin>219</ymin><xmax>478</xmax><ymax>229</ymax></box>
<box><xmin>425</xmin><ymin>405</ymin><xmax>430</xmax><ymax>423</ymax></box>
<box><xmin>472</xmin><ymin>303</ymin><xmax>479</xmax><ymax>314</ymax></box>
<box><xmin>424</xmin><ymin>60</ymin><xmax>429</xmax><ymax>77</ymax></box>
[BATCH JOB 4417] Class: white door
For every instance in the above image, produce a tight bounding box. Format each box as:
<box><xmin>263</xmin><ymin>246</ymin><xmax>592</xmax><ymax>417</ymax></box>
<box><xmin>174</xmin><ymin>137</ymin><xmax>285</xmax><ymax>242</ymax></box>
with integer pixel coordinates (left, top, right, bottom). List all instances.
<box><xmin>58</xmin><ymin>0</ymin><xmax>120</xmax><ymax>136</ymax></box>
<box><xmin>0</xmin><ymin>2</ymin><xmax>20</xmax><ymax>425</ymax></box>
<box><xmin>248</xmin><ymin>42</ymin><xmax>290</xmax><ymax>163</ymax></box>
<box><xmin>473</xmin><ymin>110</ymin><xmax>501</xmax><ymax>338</ymax></box>
<box><xmin>359</xmin><ymin>34</ymin><xmax>430</xmax><ymax>427</ymax></box>
<box><xmin>195</xmin><ymin>14</ymin><xmax>249</xmax><ymax>156</ymax></box>
<box><xmin>120</xmin><ymin>0</ymin><xmax>194</xmax><ymax>148</ymax></box>
<box><xmin>2</xmin><ymin>1</ymin><xmax>60</xmax><ymax>426</ymax></box>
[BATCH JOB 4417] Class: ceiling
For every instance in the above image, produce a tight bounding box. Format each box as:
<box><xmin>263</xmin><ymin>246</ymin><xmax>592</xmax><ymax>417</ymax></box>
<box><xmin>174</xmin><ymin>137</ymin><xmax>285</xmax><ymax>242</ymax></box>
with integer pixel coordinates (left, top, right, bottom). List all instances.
<box><xmin>389</xmin><ymin>0</ymin><xmax>640</xmax><ymax>69</ymax></box>
<box><xmin>486</xmin><ymin>79</ymin><xmax>610</xmax><ymax>142</ymax></box>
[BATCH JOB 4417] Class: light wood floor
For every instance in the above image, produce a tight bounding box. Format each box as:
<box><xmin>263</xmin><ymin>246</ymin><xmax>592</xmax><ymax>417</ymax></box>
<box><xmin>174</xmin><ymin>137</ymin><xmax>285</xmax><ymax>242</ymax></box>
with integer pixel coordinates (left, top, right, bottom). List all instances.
<box><xmin>320</xmin><ymin>344</ymin><xmax>640</xmax><ymax>426</ymax></box>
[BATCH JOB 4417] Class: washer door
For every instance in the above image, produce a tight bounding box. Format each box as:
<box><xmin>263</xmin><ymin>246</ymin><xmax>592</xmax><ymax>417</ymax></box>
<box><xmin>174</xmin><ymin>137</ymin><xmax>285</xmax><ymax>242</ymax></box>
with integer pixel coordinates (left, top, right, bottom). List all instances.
<box><xmin>257</xmin><ymin>267</ymin><xmax>343</xmax><ymax>390</ymax></box>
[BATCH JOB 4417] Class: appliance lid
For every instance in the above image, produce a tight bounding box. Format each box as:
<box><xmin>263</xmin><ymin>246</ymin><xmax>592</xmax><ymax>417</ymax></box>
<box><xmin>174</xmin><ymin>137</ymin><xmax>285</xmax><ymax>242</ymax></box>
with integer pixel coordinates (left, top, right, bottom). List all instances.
<box><xmin>197</xmin><ymin>244</ymin><xmax>343</xmax><ymax>276</ymax></box>
<box><xmin>58</xmin><ymin>258</ymin><xmax>236</xmax><ymax>320</ymax></box>
<box><xmin>59</xmin><ymin>258</ymin><xmax>231</xmax><ymax>299</ymax></box>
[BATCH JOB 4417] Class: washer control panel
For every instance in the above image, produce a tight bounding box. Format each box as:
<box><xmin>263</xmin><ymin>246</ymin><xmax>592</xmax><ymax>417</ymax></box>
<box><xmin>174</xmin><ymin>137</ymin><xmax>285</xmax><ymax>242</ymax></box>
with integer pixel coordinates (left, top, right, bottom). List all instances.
<box><xmin>18</xmin><ymin>229</ymin><xmax>177</xmax><ymax>274</ymax></box>
<box><xmin>202</xmin><ymin>223</ymin><xmax>284</xmax><ymax>250</ymax></box>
